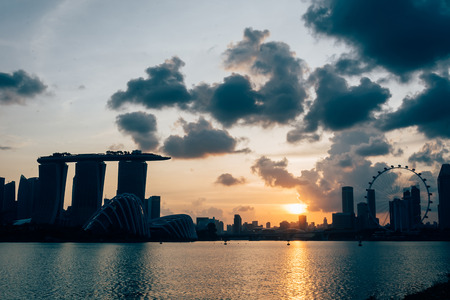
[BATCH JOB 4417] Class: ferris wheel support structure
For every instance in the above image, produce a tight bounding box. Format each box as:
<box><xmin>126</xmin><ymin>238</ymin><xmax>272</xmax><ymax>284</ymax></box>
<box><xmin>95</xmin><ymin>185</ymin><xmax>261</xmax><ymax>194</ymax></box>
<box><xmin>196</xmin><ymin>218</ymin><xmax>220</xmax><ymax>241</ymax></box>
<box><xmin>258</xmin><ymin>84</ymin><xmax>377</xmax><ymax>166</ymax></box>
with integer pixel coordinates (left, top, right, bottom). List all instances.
<box><xmin>366</xmin><ymin>165</ymin><xmax>433</xmax><ymax>230</ymax></box>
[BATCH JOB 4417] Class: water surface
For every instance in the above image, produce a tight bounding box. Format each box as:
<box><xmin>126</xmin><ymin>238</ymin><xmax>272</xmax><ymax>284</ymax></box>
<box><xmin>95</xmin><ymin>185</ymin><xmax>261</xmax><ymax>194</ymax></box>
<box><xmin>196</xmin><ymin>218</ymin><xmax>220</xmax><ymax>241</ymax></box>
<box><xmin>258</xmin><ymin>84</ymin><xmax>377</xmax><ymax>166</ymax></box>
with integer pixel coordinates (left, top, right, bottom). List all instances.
<box><xmin>0</xmin><ymin>241</ymin><xmax>449</xmax><ymax>299</ymax></box>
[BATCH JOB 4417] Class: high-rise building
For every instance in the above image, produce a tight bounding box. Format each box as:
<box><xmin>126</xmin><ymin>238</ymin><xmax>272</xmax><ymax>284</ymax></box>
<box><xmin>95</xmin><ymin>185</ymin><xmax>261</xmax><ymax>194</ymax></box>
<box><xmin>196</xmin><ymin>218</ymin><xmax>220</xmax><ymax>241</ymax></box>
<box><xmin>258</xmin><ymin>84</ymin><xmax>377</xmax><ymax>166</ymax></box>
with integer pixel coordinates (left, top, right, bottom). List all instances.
<box><xmin>144</xmin><ymin>195</ymin><xmax>161</xmax><ymax>222</ymax></box>
<box><xmin>342</xmin><ymin>186</ymin><xmax>354</xmax><ymax>214</ymax></box>
<box><xmin>17</xmin><ymin>175</ymin><xmax>39</xmax><ymax>220</ymax></box>
<box><xmin>233</xmin><ymin>214</ymin><xmax>242</xmax><ymax>234</ymax></box>
<box><xmin>33</xmin><ymin>162</ymin><xmax>68</xmax><ymax>225</ymax></box>
<box><xmin>357</xmin><ymin>202</ymin><xmax>369</xmax><ymax>230</ymax></box>
<box><xmin>0</xmin><ymin>177</ymin><xmax>4</xmax><ymax>222</ymax></box>
<box><xmin>366</xmin><ymin>188</ymin><xmax>376</xmax><ymax>219</ymax></box>
<box><xmin>150</xmin><ymin>196</ymin><xmax>160</xmax><ymax>220</ymax></box>
<box><xmin>117</xmin><ymin>161</ymin><xmax>147</xmax><ymax>203</ymax></box>
<box><xmin>71</xmin><ymin>161</ymin><xmax>106</xmax><ymax>226</ymax></box>
<box><xmin>403</xmin><ymin>186</ymin><xmax>421</xmax><ymax>228</ymax></box>
<box><xmin>2</xmin><ymin>181</ymin><xmax>16</xmax><ymax>224</ymax></box>
<box><xmin>299</xmin><ymin>215</ymin><xmax>307</xmax><ymax>230</ymax></box>
<box><xmin>266</xmin><ymin>222</ymin><xmax>271</xmax><ymax>229</ymax></box>
<box><xmin>389</xmin><ymin>198</ymin><xmax>409</xmax><ymax>232</ymax></box>
<box><xmin>438</xmin><ymin>164</ymin><xmax>450</xmax><ymax>230</ymax></box>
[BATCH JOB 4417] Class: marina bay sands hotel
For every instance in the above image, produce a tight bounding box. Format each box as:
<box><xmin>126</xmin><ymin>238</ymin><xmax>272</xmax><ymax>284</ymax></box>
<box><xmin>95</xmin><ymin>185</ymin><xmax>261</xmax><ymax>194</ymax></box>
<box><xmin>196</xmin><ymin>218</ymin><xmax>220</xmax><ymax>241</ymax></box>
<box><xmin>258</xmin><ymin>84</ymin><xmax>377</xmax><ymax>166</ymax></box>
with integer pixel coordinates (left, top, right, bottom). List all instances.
<box><xmin>31</xmin><ymin>151</ymin><xmax>170</xmax><ymax>226</ymax></box>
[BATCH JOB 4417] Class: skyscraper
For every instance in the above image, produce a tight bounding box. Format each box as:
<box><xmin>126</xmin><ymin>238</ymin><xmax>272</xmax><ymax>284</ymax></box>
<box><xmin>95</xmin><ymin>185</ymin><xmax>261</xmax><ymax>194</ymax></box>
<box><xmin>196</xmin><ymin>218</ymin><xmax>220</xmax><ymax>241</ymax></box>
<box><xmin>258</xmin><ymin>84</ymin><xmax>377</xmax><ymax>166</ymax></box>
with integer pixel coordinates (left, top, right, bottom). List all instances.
<box><xmin>2</xmin><ymin>181</ymin><xmax>16</xmax><ymax>224</ymax></box>
<box><xmin>299</xmin><ymin>215</ymin><xmax>307</xmax><ymax>230</ymax></box>
<box><xmin>71</xmin><ymin>161</ymin><xmax>106</xmax><ymax>226</ymax></box>
<box><xmin>366</xmin><ymin>188</ymin><xmax>376</xmax><ymax>218</ymax></box>
<box><xmin>117</xmin><ymin>160</ymin><xmax>147</xmax><ymax>203</ymax></box>
<box><xmin>233</xmin><ymin>214</ymin><xmax>242</xmax><ymax>234</ymax></box>
<box><xmin>357</xmin><ymin>202</ymin><xmax>369</xmax><ymax>230</ymax></box>
<box><xmin>17</xmin><ymin>175</ymin><xmax>39</xmax><ymax>220</ymax></box>
<box><xmin>342</xmin><ymin>186</ymin><xmax>354</xmax><ymax>214</ymax></box>
<box><xmin>0</xmin><ymin>177</ymin><xmax>4</xmax><ymax>223</ymax></box>
<box><xmin>32</xmin><ymin>162</ymin><xmax>68</xmax><ymax>225</ymax></box>
<box><xmin>389</xmin><ymin>198</ymin><xmax>409</xmax><ymax>232</ymax></box>
<box><xmin>438</xmin><ymin>164</ymin><xmax>450</xmax><ymax>230</ymax></box>
<box><xmin>403</xmin><ymin>186</ymin><xmax>421</xmax><ymax>228</ymax></box>
<box><xmin>150</xmin><ymin>195</ymin><xmax>160</xmax><ymax>220</ymax></box>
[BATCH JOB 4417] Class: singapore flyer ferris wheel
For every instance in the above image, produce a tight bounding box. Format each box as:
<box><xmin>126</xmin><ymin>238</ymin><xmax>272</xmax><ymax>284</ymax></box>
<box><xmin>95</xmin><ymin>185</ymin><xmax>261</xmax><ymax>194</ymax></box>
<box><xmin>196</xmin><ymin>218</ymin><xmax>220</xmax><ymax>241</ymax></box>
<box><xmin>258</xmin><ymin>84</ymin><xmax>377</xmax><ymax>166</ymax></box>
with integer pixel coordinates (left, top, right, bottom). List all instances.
<box><xmin>366</xmin><ymin>165</ymin><xmax>432</xmax><ymax>230</ymax></box>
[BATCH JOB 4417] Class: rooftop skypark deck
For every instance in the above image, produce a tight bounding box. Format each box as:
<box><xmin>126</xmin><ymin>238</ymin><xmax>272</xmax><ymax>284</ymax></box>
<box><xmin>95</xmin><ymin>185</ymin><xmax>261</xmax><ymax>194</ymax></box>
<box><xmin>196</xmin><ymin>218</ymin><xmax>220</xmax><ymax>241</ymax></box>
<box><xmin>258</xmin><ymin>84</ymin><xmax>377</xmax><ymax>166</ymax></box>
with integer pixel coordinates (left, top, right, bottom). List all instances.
<box><xmin>37</xmin><ymin>150</ymin><xmax>171</xmax><ymax>164</ymax></box>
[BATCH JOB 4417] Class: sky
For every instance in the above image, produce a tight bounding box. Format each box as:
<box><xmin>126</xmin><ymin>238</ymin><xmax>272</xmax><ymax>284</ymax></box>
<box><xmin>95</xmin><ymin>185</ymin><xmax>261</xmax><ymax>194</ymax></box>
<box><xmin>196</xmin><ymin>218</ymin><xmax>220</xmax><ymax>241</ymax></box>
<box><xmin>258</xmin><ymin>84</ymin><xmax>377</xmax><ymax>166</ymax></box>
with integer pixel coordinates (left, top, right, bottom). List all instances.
<box><xmin>1</xmin><ymin>0</ymin><xmax>449</xmax><ymax>226</ymax></box>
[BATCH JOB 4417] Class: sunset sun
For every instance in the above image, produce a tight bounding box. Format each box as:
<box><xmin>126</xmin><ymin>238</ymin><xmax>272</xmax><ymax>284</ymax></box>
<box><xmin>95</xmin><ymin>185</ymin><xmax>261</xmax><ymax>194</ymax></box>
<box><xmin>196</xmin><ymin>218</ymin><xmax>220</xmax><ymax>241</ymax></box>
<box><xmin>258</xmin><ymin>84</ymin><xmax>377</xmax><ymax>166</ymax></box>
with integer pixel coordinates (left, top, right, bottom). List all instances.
<box><xmin>284</xmin><ymin>203</ymin><xmax>307</xmax><ymax>215</ymax></box>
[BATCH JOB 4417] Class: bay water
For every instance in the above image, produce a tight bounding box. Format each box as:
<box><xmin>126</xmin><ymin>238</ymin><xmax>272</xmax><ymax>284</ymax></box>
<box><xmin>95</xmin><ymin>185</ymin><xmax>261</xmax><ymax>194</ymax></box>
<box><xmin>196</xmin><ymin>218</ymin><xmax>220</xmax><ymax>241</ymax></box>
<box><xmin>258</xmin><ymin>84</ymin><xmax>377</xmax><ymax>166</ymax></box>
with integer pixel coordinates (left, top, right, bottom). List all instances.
<box><xmin>0</xmin><ymin>241</ymin><xmax>449</xmax><ymax>299</ymax></box>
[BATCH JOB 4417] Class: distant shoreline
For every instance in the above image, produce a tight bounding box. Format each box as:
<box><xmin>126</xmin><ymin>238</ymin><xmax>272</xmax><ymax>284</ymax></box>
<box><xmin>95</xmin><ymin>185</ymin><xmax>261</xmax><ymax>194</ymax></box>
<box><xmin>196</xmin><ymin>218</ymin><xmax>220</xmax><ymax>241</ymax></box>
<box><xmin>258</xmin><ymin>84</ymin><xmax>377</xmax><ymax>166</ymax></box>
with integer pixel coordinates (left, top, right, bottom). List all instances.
<box><xmin>1</xmin><ymin>224</ymin><xmax>449</xmax><ymax>243</ymax></box>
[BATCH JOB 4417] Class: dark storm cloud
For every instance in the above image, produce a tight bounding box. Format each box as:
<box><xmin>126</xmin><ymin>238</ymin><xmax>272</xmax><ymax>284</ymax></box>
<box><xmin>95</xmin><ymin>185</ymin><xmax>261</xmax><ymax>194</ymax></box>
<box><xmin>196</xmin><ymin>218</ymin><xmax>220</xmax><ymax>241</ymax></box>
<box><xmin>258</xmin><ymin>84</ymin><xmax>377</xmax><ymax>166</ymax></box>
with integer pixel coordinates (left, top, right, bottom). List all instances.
<box><xmin>216</xmin><ymin>28</ymin><xmax>308</xmax><ymax>126</ymax></box>
<box><xmin>206</xmin><ymin>74</ymin><xmax>260</xmax><ymax>127</ymax></box>
<box><xmin>161</xmin><ymin>117</ymin><xmax>240</xmax><ymax>158</ymax></box>
<box><xmin>408</xmin><ymin>140</ymin><xmax>449</xmax><ymax>166</ymax></box>
<box><xmin>0</xmin><ymin>70</ymin><xmax>46</xmax><ymax>104</ymax></box>
<box><xmin>251</xmin><ymin>156</ymin><xmax>307</xmax><ymax>188</ymax></box>
<box><xmin>303</xmin><ymin>0</ymin><xmax>450</xmax><ymax>77</ymax></box>
<box><xmin>108</xmin><ymin>57</ymin><xmax>191</xmax><ymax>110</ymax></box>
<box><xmin>354</xmin><ymin>137</ymin><xmax>392</xmax><ymax>157</ymax></box>
<box><xmin>116</xmin><ymin>111</ymin><xmax>159</xmax><ymax>151</ymax></box>
<box><xmin>334</xmin><ymin>54</ymin><xmax>376</xmax><ymax>76</ymax></box>
<box><xmin>379</xmin><ymin>73</ymin><xmax>450</xmax><ymax>138</ymax></box>
<box><xmin>215</xmin><ymin>173</ymin><xmax>246</xmax><ymax>186</ymax></box>
<box><xmin>303</xmin><ymin>65</ymin><xmax>391</xmax><ymax>132</ymax></box>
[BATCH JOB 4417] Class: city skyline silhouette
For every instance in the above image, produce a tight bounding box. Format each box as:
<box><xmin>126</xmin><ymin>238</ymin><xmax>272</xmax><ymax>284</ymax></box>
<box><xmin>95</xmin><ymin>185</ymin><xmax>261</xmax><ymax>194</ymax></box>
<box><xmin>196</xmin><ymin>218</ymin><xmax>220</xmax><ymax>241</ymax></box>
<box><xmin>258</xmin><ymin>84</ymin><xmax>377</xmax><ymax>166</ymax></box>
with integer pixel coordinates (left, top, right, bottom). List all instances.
<box><xmin>1</xmin><ymin>151</ymin><xmax>448</xmax><ymax>242</ymax></box>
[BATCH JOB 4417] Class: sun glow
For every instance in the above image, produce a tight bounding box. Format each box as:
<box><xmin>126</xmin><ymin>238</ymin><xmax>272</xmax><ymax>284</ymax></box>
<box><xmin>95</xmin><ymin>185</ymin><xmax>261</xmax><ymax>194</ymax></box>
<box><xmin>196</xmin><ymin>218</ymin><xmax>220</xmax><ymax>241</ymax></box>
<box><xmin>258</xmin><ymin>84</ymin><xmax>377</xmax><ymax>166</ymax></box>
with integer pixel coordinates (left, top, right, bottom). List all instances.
<box><xmin>284</xmin><ymin>203</ymin><xmax>308</xmax><ymax>215</ymax></box>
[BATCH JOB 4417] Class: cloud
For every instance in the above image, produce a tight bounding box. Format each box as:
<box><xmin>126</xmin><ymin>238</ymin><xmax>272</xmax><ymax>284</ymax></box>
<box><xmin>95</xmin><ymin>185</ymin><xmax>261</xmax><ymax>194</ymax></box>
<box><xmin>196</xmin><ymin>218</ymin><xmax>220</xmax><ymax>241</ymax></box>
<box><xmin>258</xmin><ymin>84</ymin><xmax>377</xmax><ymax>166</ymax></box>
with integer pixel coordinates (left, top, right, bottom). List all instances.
<box><xmin>334</xmin><ymin>54</ymin><xmax>376</xmax><ymax>76</ymax></box>
<box><xmin>408</xmin><ymin>140</ymin><xmax>450</xmax><ymax>167</ymax></box>
<box><xmin>108</xmin><ymin>57</ymin><xmax>191</xmax><ymax>110</ymax></box>
<box><xmin>232</xmin><ymin>206</ymin><xmax>254</xmax><ymax>213</ymax></box>
<box><xmin>303</xmin><ymin>0</ymin><xmax>450</xmax><ymax>77</ymax></box>
<box><xmin>378</xmin><ymin>73</ymin><xmax>450</xmax><ymax>138</ymax></box>
<box><xmin>354</xmin><ymin>137</ymin><xmax>393</xmax><ymax>157</ymax></box>
<box><xmin>0</xmin><ymin>146</ymin><xmax>12</xmax><ymax>150</ymax></box>
<box><xmin>302</xmin><ymin>65</ymin><xmax>391</xmax><ymax>133</ymax></box>
<box><xmin>252</xmin><ymin>128</ymin><xmax>395</xmax><ymax>212</ymax></box>
<box><xmin>251</xmin><ymin>156</ymin><xmax>307</xmax><ymax>188</ymax></box>
<box><xmin>161</xmin><ymin>117</ymin><xmax>241</xmax><ymax>158</ymax></box>
<box><xmin>0</xmin><ymin>70</ymin><xmax>47</xmax><ymax>104</ymax></box>
<box><xmin>205</xmin><ymin>74</ymin><xmax>261</xmax><ymax>127</ymax></box>
<box><xmin>286</xmin><ymin>128</ymin><xmax>321</xmax><ymax>144</ymax></box>
<box><xmin>192</xmin><ymin>198</ymin><xmax>207</xmax><ymax>207</ymax></box>
<box><xmin>116</xmin><ymin>111</ymin><xmax>159</xmax><ymax>151</ymax></box>
<box><xmin>215</xmin><ymin>173</ymin><xmax>246</xmax><ymax>186</ymax></box>
<box><xmin>197</xmin><ymin>207</ymin><xmax>224</xmax><ymax>219</ymax></box>
<box><xmin>160</xmin><ymin>206</ymin><xmax>174</xmax><ymax>216</ymax></box>
<box><xmin>192</xmin><ymin>27</ymin><xmax>308</xmax><ymax>128</ymax></box>
<box><xmin>108</xmin><ymin>143</ymin><xmax>125</xmax><ymax>151</ymax></box>
<box><xmin>109</xmin><ymin>28</ymin><xmax>307</xmax><ymax>128</ymax></box>
<box><xmin>223</xmin><ymin>27</ymin><xmax>270</xmax><ymax>69</ymax></box>
<box><xmin>220</xmin><ymin>28</ymin><xmax>308</xmax><ymax>126</ymax></box>
<box><xmin>184</xmin><ymin>204</ymin><xmax>224</xmax><ymax>220</ymax></box>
